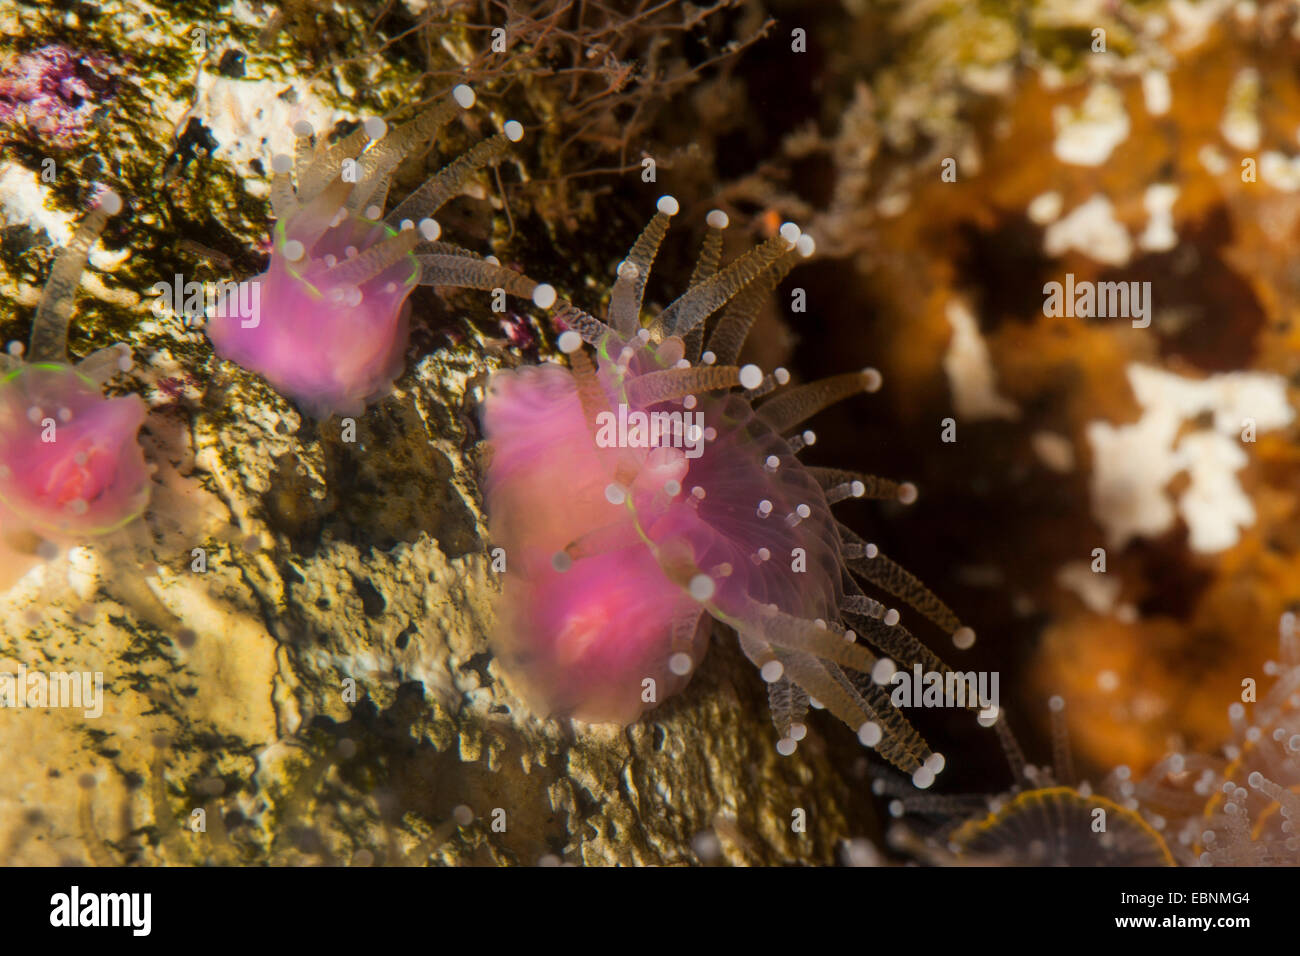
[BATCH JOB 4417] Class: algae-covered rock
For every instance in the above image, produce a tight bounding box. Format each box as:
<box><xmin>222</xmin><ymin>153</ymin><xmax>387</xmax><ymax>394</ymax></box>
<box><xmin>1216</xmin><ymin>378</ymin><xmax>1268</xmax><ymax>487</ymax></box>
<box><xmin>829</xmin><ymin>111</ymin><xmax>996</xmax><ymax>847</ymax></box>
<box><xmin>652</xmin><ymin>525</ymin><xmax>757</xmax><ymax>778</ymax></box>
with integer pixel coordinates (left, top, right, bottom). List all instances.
<box><xmin>0</xmin><ymin>0</ymin><xmax>877</xmax><ymax>866</ymax></box>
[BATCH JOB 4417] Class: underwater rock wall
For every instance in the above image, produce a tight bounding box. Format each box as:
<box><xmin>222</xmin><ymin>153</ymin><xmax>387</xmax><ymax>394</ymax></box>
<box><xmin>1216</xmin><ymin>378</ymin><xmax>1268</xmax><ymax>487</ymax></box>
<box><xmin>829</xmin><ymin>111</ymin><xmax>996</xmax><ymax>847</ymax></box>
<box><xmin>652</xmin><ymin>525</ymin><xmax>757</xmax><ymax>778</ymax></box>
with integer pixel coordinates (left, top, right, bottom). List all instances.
<box><xmin>0</xmin><ymin>0</ymin><xmax>878</xmax><ymax>866</ymax></box>
<box><xmin>1</xmin><ymin>0</ymin><xmax>1298</xmax><ymax>869</ymax></box>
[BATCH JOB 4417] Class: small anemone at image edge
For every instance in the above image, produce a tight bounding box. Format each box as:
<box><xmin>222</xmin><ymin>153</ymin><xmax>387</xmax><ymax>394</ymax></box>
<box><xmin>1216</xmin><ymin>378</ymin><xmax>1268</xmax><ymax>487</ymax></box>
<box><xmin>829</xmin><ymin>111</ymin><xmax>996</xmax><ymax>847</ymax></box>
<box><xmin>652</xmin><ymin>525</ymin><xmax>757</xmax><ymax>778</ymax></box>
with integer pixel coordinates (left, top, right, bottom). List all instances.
<box><xmin>0</xmin><ymin>190</ymin><xmax>149</xmax><ymax>588</ymax></box>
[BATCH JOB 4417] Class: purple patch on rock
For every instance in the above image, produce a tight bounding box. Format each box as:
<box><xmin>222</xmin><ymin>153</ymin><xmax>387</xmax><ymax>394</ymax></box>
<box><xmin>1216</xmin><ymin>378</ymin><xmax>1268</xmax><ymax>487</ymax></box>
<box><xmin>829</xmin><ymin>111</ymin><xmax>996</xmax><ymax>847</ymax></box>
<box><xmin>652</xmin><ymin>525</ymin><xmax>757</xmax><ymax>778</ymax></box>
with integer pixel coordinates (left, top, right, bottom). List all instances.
<box><xmin>0</xmin><ymin>44</ymin><xmax>116</xmax><ymax>146</ymax></box>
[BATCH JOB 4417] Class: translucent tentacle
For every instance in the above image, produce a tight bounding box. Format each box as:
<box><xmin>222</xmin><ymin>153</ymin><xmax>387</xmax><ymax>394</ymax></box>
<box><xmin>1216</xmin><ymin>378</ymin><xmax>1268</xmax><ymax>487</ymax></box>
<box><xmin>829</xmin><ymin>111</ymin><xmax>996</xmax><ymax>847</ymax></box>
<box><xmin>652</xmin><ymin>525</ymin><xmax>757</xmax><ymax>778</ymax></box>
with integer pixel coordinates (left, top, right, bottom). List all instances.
<box><xmin>776</xmin><ymin>651</ymin><xmax>870</xmax><ymax>734</ymax></box>
<box><xmin>415</xmin><ymin>254</ymin><xmax>544</xmax><ymax>303</ymax></box>
<box><xmin>867</xmin><ymin>768</ymin><xmax>987</xmax><ymax>815</ymax></box>
<box><xmin>823</xmin><ymin>481</ymin><xmax>863</xmax><ymax>505</ymax></box>
<box><xmin>609</xmin><ymin>199</ymin><xmax>676</xmax><ymax>335</ymax></box>
<box><xmin>767</xmin><ymin>677</ymin><xmax>810</xmax><ymax>741</ymax></box>
<box><xmin>832</xmin><ymin>662</ymin><xmax>935</xmax><ymax>772</ymax></box>
<box><xmin>360</xmin><ymin>177</ymin><xmax>393</xmax><ymax>218</ymax></box>
<box><xmin>841</xmin><ymin>592</ymin><xmax>893</xmax><ymax>621</ymax></box>
<box><xmin>755</xmin><ymin>606</ymin><xmax>880</xmax><ymax>675</ymax></box>
<box><xmin>341</xmin><ymin>119</ymin><xmax>396</xmax><ymax>215</ymax></box>
<box><xmin>809</xmin><ymin>466</ymin><xmax>917</xmax><ymax>504</ymax></box>
<box><xmin>349</xmin><ymin>90</ymin><xmax>474</xmax><ymax>215</ymax></box>
<box><xmin>652</xmin><ymin>336</ymin><xmax>685</xmax><ymax>367</ymax></box>
<box><xmin>551</xmin><ymin>328</ymin><xmax>619</xmax><ymax>448</ymax></box>
<box><xmin>742</xmin><ymin>367</ymin><xmax>791</xmax><ymax>402</ymax></box>
<box><xmin>681</xmin><ymin>322</ymin><xmax>706</xmax><ymax>365</ymax></box>
<box><xmin>681</xmin><ymin>210</ymin><xmax>724</xmax><ymax>361</ymax></box>
<box><xmin>624</xmin><ymin>364</ymin><xmax>749</xmax><ymax>407</ymax></box>
<box><xmin>552</xmin><ymin>302</ymin><xmax>614</xmax><ymax>346</ymax></box>
<box><xmin>385</xmin><ymin>132</ymin><xmax>514</xmax><ymax>228</ymax></box>
<box><xmin>850</xmin><ymin>616</ymin><xmax>946</xmax><ymax>681</ymax></box>
<box><xmin>756</xmin><ymin>369</ymin><xmax>881</xmax><ymax>434</ymax></box>
<box><xmin>706</xmin><ymin>247</ymin><xmax>802</xmax><ymax>365</ymax></box>
<box><xmin>416</xmin><ymin>239</ymin><xmax>483</xmax><ymax>259</ymax></box>
<box><xmin>839</xmin><ymin>522</ymin><xmax>966</xmax><ymax>637</ymax></box>
<box><xmin>284</xmin><ymin>176</ymin><xmax>352</xmax><ymax>248</ymax></box>
<box><xmin>994</xmin><ymin>712</ymin><xmax>1030</xmax><ymax>784</ymax></box>
<box><xmin>324</xmin><ymin>229</ymin><xmax>420</xmax><ymax>287</ymax></box>
<box><xmin>75</xmin><ymin>344</ymin><xmax>132</xmax><ymax>387</ymax></box>
<box><xmin>1049</xmin><ymin>696</ymin><xmax>1075</xmax><ymax>788</ymax></box>
<box><xmin>300</xmin><ymin>125</ymin><xmax>370</xmax><ymax>201</ymax></box>
<box><xmin>842</xmin><ymin>562</ymin><xmax>984</xmax><ymax>753</ymax></box>
<box><xmin>689</xmin><ymin>210</ymin><xmax>728</xmax><ymax>288</ymax></box>
<box><xmin>29</xmin><ymin>192</ymin><xmax>120</xmax><ymax>364</ymax></box>
<box><xmin>737</xmin><ymin>630</ymin><xmax>773</xmax><ymax>668</ymax></box>
<box><xmin>566</xmin><ymin>341</ymin><xmax>612</xmax><ymax>442</ymax></box>
<box><xmin>840</xmin><ymin>585</ymin><xmax>952</xmax><ymax>681</ymax></box>
<box><xmin>269</xmin><ymin>158</ymin><xmax>298</xmax><ymax>219</ymax></box>
<box><xmin>656</xmin><ymin>233</ymin><xmax>796</xmax><ymax>337</ymax></box>
<box><xmin>292</xmin><ymin>120</ymin><xmax>318</xmax><ymax>181</ymax></box>
<box><xmin>778</xmin><ymin>651</ymin><xmax>930</xmax><ymax>774</ymax></box>
<box><xmin>852</xmin><ymin>617</ymin><xmax>988</xmax><ymax>731</ymax></box>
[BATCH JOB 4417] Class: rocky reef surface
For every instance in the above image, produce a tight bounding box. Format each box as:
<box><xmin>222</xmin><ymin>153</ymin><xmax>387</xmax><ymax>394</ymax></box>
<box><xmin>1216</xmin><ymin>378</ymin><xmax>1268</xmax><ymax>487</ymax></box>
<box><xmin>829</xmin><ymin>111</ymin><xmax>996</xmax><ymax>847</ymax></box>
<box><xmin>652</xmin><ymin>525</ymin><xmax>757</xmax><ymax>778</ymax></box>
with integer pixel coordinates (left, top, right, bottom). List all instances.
<box><xmin>3</xmin><ymin>0</ymin><xmax>1299</xmax><ymax>867</ymax></box>
<box><xmin>0</xmin><ymin>0</ymin><xmax>879</xmax><ymax>866</ymax></box>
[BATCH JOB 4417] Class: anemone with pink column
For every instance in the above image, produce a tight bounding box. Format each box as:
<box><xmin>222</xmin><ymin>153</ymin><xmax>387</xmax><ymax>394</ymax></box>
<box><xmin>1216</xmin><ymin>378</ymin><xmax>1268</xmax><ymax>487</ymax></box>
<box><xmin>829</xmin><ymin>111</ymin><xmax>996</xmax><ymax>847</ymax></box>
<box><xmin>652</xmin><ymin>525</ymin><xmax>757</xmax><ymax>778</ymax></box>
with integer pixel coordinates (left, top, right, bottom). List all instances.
<box><xmin>0</xmin><ymin>190</ymin><xmax>149</xmax><ymax>585</ymax></box>
<box><xmin>205</xmin><ymin>85</ymin><xmax>556</xmax><ymax>420</ymax></box>
<box><xmin>483</xmin><ymin>198</ymin><xmax>980</xmax><ymax>787</ymax></box>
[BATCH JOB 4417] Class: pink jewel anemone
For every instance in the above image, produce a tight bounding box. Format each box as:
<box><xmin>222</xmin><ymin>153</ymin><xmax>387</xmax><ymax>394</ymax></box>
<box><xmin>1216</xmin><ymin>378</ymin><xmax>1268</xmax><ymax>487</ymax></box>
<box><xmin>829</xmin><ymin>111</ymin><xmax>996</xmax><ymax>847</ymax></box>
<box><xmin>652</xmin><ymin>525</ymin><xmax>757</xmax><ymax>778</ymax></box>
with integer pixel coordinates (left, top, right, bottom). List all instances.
<box><xmin>0</xmin><ymin>190</ymin><xmax>149</xmax><ymax>582</ymax></box>
<box><xmin>483</xmin><ymin>198</ymin><xmax>980</xmax><ymax>786</ymax></box>
<box><xmin>206</xmin><ymin>85</ymin><xmax>555</xmax><ymax>419</ymax></box>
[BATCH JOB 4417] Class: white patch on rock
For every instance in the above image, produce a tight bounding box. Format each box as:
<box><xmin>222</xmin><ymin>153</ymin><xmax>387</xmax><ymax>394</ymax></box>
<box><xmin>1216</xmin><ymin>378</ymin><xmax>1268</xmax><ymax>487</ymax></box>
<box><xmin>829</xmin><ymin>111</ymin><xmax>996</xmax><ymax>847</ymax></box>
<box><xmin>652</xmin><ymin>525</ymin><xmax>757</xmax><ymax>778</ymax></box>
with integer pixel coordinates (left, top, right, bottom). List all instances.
<box><xmin>1168</xmin><ymin>0</ymin><xmax>1235</xmax><ymax>48</ymax></box>
<box><xmin>1052</xmin><ymin>84</ymin><xmax>1130</xmax><ymax>167</ymax></box>
<box><xmin>1044</xmin><ymin>195</ymin><xmax>1133</xmax><ymax>266</ymax></box>
<box><xmin>964</xmin><ymin>63</ymin><xmax>1014</xmax><ymax>96</ymax></box>
<box><xmin>1260</xmin><ymin>152</ymin><xmax>1300</xmax><ymax>192</ymax></box>
<box><xmin>942</xmin><ymin>299</ymin><xmax>1019</xmax><ymax>422</ymax></box>
<box><xmin>0</xmin><ymin>164</ymin><xmax>127</xmax><ymax>269</ymax></box>
<box><xmin>1142</xmin><ymin>71</ymin><xmax>1171</xmax><ymax>116</ymax></box>
<box><xmin>1056</xmin><ymin>561</ymin><xmax>1122</xmax><ymax>614</ymax></box>
<box><xmin>0</xmin><ymin>164</ymin><xmax>73</xmax><ymax>245</ymax></box>
<box><xmin>876</xmin><ymin>192</ymin><xmax>910</xmax><ymax>217</ymax></box>
<box><xmin>64</xmin><ymin>547</ymin><xmax>99</xmax><ymax>604</ymax></box>
<box><xmin>1221</xmin><ymin>67</ymin><xmax>1261</xmax><ymax>151</ymax></box>
<box><xmin>1138</xmin><ymin>183</ymin><xmax>1179</xmax><ymax>252</ymax></box>
<box><xmin>1085</xmin><ymin>364</ymin><xmax>1294</xmax><ymax>553</ymax></box>
<box><xmin>185</xmin><ymin>72</ymin><xmax>350</xmax><ymax>177</ymax></box>
<box><xmin>1198</xmin><ymin>144</ymin><xmax>1229</xmax><ymax>175</ymax></box>
<box><xmin>1173</xmin><ymin>429</ymin><xmax>1254</xmax><ymax>553</ymax></box>
<box><xmin>1027</xmin><ymin>191</ymin><xmax>1063</xmax><ymax>225</ymax></box>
